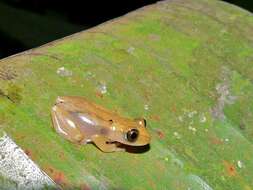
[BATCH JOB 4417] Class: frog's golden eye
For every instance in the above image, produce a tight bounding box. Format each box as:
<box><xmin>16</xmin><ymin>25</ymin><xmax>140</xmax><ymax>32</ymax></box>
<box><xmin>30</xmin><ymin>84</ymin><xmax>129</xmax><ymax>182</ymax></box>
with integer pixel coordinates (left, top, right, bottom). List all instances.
<box><xmin>126</xmin><ymin>129</ymin><xmax>139</xmax><ymax>142</ymax></box>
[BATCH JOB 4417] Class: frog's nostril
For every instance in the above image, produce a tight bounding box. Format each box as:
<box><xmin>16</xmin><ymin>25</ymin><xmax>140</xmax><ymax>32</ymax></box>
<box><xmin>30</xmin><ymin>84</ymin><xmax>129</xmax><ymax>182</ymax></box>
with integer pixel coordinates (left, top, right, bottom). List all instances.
<box><xmin>126</xmin><ymin>129</ymin><xmax>139</xmax><ymax>142</ymax></box>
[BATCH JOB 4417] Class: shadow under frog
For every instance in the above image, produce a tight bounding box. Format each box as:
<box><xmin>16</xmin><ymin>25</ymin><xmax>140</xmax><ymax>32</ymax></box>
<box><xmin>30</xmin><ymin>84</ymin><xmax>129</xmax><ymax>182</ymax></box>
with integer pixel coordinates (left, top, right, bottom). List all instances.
<box><xmin>51</xmin><ymin>96</ymin><xmax>151</xmax><ymax>153</ymax></box>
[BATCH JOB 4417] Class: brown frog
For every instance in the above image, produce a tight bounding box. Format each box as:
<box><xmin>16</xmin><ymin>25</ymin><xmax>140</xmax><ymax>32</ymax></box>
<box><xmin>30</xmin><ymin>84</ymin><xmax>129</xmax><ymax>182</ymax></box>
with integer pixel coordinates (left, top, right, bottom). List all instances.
<box><xmin>51</xmin><ymin>96</ymin><xmax>151</xmax><ymax>152</ymax></box>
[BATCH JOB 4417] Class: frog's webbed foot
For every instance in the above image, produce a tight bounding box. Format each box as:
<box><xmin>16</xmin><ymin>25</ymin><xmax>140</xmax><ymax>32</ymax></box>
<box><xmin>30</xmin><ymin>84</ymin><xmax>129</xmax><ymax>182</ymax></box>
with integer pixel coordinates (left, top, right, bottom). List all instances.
<box><xmin>91</xmin><ymin>135</ymin><xmax>125</xmax><ymax>153</ymax></box>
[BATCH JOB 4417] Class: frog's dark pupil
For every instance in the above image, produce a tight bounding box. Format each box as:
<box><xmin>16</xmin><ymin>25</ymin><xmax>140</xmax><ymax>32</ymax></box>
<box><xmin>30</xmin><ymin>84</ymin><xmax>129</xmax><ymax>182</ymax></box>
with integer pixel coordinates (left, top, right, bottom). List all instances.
<box><xmin>126</xmin><ymin>129</ymin><xmax>139</xmax><ymax>142</ymax></box>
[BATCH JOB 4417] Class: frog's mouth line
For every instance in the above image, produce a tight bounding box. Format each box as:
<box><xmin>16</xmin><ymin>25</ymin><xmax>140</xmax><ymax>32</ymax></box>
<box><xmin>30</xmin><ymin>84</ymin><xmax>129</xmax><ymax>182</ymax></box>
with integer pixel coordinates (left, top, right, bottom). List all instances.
<box><xmin>117</xmin><ymin>143</ymin><xmax>150</xmax><ymax>153</ymax></box>
<box><xmin>106</xmin><ymin>139</ymin><xmax>150</xmax><ymax>149</ymax></box>
<box><xmin>90</xmin><ymin>140</ymin><xmax>150</xmax><ymax>154</ymax></box>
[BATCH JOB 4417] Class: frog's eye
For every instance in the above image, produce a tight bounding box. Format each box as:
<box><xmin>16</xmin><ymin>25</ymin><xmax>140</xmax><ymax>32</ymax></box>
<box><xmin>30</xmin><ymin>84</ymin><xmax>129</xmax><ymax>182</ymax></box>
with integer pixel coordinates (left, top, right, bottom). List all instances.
<box><xmin>126</xmin><ymin>129</ymin><xmax>139</xmax><ymax>142</ymax></box>
<box><xmin>108</xmin><ymin>119</ymin><xmax>113</xmax><ymax>124</ymax></box>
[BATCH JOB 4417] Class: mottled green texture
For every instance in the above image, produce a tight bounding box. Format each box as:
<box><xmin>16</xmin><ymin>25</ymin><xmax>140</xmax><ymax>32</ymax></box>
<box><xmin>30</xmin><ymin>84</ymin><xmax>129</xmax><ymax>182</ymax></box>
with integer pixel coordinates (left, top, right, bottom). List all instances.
<box><xmin>0</xmin><ymin>0</ymin><xmax>253</xmax><ymax>189</ymax></box>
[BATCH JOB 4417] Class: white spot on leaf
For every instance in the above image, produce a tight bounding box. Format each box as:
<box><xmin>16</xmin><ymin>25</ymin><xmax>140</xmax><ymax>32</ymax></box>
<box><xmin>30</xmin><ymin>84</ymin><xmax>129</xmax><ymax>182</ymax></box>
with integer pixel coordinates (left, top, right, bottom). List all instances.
<box><xmin>127</xmin><ymin>47</ymin><xmax>135</xmax><ymax>54</ymax></box>
<box><xmin>237</xmin><ymin>160</ymin><xmax>243</xmax><ymax>168</ymax></box>
<box><xmin>178</xmin><ymin>116</ymin><xmax>183</xmax><ymax>122</ymax></box>
<box><xmin>188</xmin><ymin>126</ymin><xmax>197</xmax><ymax>134</ymax></box>
<box><xmin>84</xmin><ymin>71</ymin><xmax>95</xmax><ymax>80</ymax></box>
<box><xmin>199</xmin><ymin>113</ymin><xmax>207</xmax><ymax>123</ymax></box>
<box><xmin>56</xmin><ymin>67</ymin><xmax>72</xmax><ymax>77</ymax></box>
<box><xmin>173</xmin><ymin>132</ymin><xmax>181</xmax><ymax>139</ymax></box>
<box><xmin>188</xmin><ymin>111</ymin><xmax>197</xmax><ymax>118</ymax></box>
<box><xmin>98</xmin><ymin>83</ymin><xmax>107</xmax><ymax>94</ymax></box>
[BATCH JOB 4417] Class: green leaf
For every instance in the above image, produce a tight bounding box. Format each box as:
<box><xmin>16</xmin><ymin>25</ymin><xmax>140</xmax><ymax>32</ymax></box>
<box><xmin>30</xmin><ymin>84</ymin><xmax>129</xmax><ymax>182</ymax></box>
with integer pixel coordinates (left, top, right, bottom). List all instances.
<box><xmin>0</xmin><ymin>0</ymin><xmax>253</xmax><ymax>189</ymax></box>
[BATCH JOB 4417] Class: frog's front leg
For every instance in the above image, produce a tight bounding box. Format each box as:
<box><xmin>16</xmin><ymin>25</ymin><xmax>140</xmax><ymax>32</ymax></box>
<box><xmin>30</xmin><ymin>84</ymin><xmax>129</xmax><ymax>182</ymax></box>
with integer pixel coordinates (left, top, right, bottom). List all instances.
<box><xmin>91</xmin><ymin>135</ymin><xmax>125</xmax><ymax>152</ymax></box>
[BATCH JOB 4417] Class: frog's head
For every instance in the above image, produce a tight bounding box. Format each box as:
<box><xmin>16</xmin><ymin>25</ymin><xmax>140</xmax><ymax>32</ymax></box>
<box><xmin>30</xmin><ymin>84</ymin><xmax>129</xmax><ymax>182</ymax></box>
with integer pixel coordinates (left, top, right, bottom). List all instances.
<box><xmin>107</xmin><ymin>118</ymin><xmax>151</xmax><ymax>146</ymax></box>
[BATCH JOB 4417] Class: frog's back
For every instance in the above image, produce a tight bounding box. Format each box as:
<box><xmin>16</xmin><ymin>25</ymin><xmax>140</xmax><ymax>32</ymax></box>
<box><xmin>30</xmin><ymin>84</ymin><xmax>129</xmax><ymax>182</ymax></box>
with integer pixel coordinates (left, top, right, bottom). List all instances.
<box><xmin>62</xmin><ymin>96</ymin><xmax>127</xmax><ymax>123</ymax></box>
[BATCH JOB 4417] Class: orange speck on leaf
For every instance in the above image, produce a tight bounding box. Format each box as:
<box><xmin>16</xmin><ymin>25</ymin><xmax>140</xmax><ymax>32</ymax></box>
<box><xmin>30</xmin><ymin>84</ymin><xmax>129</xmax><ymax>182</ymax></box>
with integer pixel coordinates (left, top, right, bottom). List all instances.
<box><xmin>96</xmin><ymin>91</ymin><xmax>103</xmax><ymax>98</ymax></box>
<box><xmin>48</xmin><ymin>167</ymin><xmax>54</xmax><ymax>174</ymax></box>
<box><xmin>15</xmin><ymin>134</ymin><xmax>25</xmax><ymax>140</ymax></box>
<box><xmin>44</xmin><ymin>166</ymin><xmax>69</xmax><ymax>186</ymax></box>
<box><xmin>24</xmin><ymin>149</ymin><xmax>32</xmax><ymax>157</ymax></box>
<box><xmin>171</xmin><ymin>105</ymin><xmax>177</xmax><ymax>113</ymax></box>
<box><xmin>209</xmin><ymin>136</ymin><xmax>223</xmax><ymax>145</ymax></box>
<box><xmin>223</xmin><ymin>160</ymin><xmax>237</xmax><ymax>177</ymax></box>
<box><xmin>150</xmin><ymin>115</ymin><xmax>160</xmax><ymax>121</ymax></box>
<box><xmin>156</xmin><ymin>129</ymin><xmax>165</xmax><ymax>139</ymax></box>
<box><xmin>59</xmin><ymin>152</ymin><xmax>66</xmax><ymax>160</ymax></box>
<box><xmin>54</xmin><ymin>171</ymin><xmax>67</xmax><ymax>185</ymax></box>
